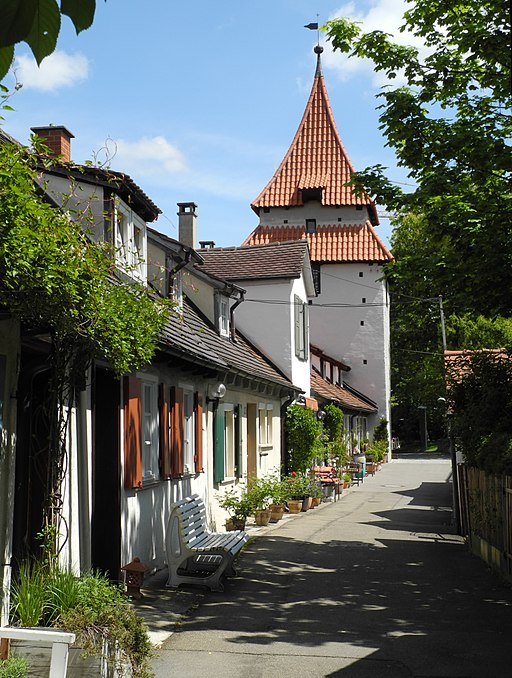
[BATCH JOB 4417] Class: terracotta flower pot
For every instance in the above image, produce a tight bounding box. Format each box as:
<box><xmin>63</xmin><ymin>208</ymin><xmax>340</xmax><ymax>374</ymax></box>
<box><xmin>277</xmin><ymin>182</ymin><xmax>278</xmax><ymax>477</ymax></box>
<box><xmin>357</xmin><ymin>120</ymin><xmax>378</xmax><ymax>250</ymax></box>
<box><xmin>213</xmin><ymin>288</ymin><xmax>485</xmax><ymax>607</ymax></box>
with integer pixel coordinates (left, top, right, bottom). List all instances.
<box><xmin>254</xmin><ymin>509</ymin><xmax>272</xmax><ymax>526</ymax></box>
<box><xmin>269</xmin><ymin>504</ymin><xmax>285</xmax><ymax>522</ymax></box>
<box><xmin>311</xmin><ymin>497</ymin><xmax>321</xmax><ymax>508</ymax></box>
<box><xmin>301</xmin><ymin>496</ymin><xmax>313</xmax><ymax>511</ymax></box>
<box><xmin>226</xmin><ymin>517</ymin><xmax>246</xmax><ymax>531</ymax></box>
<box><xmin>287</xmin><ymin>499</ymin><xmax>302</xmax><ymax>514</ymax></box>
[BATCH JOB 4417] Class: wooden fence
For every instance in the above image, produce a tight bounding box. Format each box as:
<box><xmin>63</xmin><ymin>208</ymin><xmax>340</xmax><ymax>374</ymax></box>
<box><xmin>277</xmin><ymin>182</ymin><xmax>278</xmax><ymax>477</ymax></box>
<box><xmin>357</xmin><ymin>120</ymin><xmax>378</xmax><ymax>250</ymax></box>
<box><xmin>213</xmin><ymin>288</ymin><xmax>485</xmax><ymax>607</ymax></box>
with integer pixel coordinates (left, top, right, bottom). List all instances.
<box><xmin>459</xmin><ymin>465</ymin><xmax>512</xmax><ymax>580</ymax></box>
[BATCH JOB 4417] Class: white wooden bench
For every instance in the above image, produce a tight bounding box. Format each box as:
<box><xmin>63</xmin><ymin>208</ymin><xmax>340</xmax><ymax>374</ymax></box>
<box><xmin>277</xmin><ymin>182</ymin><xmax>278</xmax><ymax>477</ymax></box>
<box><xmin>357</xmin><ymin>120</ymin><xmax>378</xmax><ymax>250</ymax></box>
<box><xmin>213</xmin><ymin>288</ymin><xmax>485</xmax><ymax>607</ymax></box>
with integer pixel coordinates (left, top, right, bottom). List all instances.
<box><xmin>165</xmin><ymin>494</ymin><xmax>249</xmax><ymax>592</ymax></box>
<box><xmin>0</xmin><ymin>627</ymin><xmax>76</xmax><ymax>678</ymax></box>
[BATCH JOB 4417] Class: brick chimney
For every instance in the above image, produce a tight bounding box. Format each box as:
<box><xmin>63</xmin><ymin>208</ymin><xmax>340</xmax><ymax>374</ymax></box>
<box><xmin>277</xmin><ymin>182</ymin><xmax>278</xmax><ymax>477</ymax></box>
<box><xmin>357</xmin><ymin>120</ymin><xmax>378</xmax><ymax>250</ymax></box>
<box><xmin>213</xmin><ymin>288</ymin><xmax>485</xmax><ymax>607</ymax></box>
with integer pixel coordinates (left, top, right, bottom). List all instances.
<box><xmin>177</xmin><ymin>202</ymin><xmax>197</xmax><ymax>249</ymax></box>
<box><xmin>31</xmin><ymin>125</ymin><xmax>74</xmax><ymax>162</ymax></box>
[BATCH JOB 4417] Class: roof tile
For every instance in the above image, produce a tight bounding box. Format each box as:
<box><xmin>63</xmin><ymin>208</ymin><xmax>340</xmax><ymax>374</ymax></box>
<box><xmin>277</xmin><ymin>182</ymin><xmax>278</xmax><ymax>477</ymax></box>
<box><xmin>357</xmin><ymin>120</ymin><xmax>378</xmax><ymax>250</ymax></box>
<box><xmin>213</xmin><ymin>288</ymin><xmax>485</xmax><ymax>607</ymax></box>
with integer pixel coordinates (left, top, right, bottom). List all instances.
<box><xmin>242</xmin><ymin>223</ymin><xmax>393</xmax><ymax>263</ymax></box>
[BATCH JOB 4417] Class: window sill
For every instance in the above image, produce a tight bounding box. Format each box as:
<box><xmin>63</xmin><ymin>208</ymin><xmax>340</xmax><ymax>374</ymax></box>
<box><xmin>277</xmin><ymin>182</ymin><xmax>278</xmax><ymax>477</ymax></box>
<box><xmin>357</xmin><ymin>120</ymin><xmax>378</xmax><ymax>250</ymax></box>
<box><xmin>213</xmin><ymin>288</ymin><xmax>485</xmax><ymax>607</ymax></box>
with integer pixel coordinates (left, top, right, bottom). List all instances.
<box><xmin>219</xmin><ymin>477</ymin><xmax>237</xmax><ymax>485</ymax></box>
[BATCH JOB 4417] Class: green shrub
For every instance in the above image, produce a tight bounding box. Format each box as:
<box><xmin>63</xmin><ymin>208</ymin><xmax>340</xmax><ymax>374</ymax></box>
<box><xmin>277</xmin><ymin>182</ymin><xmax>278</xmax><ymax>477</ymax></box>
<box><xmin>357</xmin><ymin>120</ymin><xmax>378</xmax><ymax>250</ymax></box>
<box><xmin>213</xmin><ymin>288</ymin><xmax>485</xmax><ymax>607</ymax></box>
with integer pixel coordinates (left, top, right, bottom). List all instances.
<box><xmin>10</xmin><ymin>565</ymin><xmax>152</xmax><ymax>677</ymax></box>
<box><xmin>286</xmin><ymin>404</ymin><xmax>324</xmax><ymax>472</ymax></box>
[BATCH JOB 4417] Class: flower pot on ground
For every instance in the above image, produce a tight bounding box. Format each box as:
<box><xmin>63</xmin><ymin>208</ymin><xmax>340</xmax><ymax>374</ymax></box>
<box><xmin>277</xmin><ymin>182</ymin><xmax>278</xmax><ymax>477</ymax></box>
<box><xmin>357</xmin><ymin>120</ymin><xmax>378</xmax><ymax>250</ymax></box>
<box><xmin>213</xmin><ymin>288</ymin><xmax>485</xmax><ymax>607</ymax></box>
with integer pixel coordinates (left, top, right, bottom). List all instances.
<box><xmin>287</xmin><ymin>499</ymin><xmax>302</xmax><ymax>514</ymax></box>
<box><xmin>254</xmin><ymin>509</ymin><xmax>272</xmax><ymax>526</ymax></box>
<box><xmin>301</xmin><ymin>496</ymin><xmax>313</xmax><ymax>511</ymax></box>
<box><xmin>225</xmin><ymin>517</ymin><xmax>246</xmax><ymax>531</ymax></box>
<box><xmin>269</xmin><ymin>504</ymin><xmax>285</xmax><ymax>521</ymax></box>
<box><xmin>311</xmin><ymin>496</ymin><xmax>321</xmax><ymax>507</ymax></box>
<box><xmin>343</xmin><ymin>472</ymin><xmax>351</xmax><ymax>489</ymax></box>
<box><xmin>218</xmin><ymin>486</ymin><xmax>255</xmax><ymax>529</ymax></box>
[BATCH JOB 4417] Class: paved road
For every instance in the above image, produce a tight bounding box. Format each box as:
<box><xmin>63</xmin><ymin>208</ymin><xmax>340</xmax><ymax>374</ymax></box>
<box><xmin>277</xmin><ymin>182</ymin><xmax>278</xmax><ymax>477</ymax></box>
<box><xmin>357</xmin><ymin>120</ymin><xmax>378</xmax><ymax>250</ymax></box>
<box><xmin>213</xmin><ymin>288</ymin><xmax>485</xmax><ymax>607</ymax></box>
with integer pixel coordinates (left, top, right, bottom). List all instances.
<box><xmin>151</xmin><ymin>458</ymin><xmax>512</xmax><ymax>677</ymax></box>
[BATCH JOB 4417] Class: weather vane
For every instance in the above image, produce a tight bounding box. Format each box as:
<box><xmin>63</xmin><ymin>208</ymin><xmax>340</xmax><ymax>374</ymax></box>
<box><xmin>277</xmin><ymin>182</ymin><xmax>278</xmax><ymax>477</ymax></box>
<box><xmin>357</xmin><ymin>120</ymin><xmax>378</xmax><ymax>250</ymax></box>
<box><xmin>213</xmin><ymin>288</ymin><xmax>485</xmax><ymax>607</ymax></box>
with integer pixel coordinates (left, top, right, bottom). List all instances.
<box><xmin>304</xmin><ymin>13</ymin><xmax>320</xmax><ymax>46</ymax></box>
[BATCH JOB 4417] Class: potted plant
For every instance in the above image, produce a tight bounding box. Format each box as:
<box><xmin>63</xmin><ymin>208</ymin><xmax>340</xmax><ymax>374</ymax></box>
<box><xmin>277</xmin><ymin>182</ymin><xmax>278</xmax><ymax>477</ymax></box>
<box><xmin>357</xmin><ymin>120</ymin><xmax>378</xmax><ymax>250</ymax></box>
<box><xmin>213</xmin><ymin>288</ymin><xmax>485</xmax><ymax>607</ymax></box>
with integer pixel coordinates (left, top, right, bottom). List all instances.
<box><xmin>247</xmin><ymin>477</ymin><xmax>272</xmax><ymax>526</ymax></box>
<box><xmin>218</xmin><ymin>487</ymin><xmax>254</xmax><ymax>530</ymax></box>
<box><xmin>9</xmin><ymin>561</ymin><xmax>152</xmax><ymax>678</ymax></box>
<box><xmin>342</xmin><ymin>472</ymin><xmax>352</xmax><ymax>489</ymax></box>
<box><xmin>265</xmin><ymin>473</ymin><xmax>290</xmax><ymax>522</ymax></box>
<box><xmin>309</xmin><ymin>477</ymin><xmax>322</xmax><ymax>507</ymax></box>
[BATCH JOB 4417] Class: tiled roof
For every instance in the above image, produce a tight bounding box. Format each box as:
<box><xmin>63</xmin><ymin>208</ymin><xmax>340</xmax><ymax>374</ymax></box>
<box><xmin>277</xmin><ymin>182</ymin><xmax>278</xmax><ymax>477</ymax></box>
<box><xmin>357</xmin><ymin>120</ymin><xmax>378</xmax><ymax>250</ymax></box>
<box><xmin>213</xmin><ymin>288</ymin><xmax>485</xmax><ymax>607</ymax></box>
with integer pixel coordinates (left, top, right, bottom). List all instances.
<box><xmin>196</xmin><ymin>241</ymin><xmax>309</xmax><ymax>281</ymax></box>
<box><xmin>310</xmin><ymin>369</ymin><xmax>377</xmax><ymax>413</ymax></box>
<box><xmin>243</xmin><ymin>223</ymin><xmax>393</xmax><ymax>263</ymax></box>
<box><xmin>251</xmin><ymin>55</ymin><xmax>378</xmax><ymax>223</ymax></box>
<box><xmin>160</xmin><ymin>297</ymin><xmax>296</xmax><ymax>392</ymax></box>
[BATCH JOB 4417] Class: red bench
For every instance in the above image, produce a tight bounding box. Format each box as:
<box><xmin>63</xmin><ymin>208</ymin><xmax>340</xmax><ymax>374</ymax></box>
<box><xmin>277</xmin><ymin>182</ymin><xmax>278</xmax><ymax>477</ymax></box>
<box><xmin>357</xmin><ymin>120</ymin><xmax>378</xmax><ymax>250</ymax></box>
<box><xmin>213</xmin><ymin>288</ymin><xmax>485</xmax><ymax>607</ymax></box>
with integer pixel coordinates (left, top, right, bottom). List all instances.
<box><xmin>312</xmin><ymin>466</ymin><xmax>342</xmax><ymax>501</ymax></box>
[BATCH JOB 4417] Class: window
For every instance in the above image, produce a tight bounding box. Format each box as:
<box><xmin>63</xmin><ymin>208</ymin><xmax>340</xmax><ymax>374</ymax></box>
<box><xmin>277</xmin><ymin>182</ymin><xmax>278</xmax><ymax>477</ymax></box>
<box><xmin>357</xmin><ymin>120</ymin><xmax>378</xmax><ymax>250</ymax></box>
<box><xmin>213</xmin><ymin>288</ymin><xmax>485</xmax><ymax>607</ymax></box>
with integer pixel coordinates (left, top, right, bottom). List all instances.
<box><xmin>258</xmin><ymin>404</ymin><xmax>273</xmax><ymax>447</ymax></box>
<box><xmin>294</xmin><ymin>295</ymin><xmax>309</xmax><ymax>361</ymax></box>
<box><xmin>114</xmin><ymin>200</ymin><xmax>147</xmax><ymax>280</ymax></box>
<box><xmin>311</xmin><ymin>263</ymin><xmax>321</xmax><ymax>294</ymax></box>
<box><xmin>123</xmin><ymin>379</ymin><xmax>204</xmax><ymax>488</ymax></box>
<box><xmin>214</xmin><ymin>403</ymin><xmax>242</xmax><ymax>482</ymax></box>
<box><xmin>306</xmin><ymin>218</ymin><xmax>317</xmax><ymax>234</ymax></box>
<box><xmin>216</xmin><ymin>293</ymin><xmax>230</xmax><ymax>336</ymax></box>
<box><xmin>183</xmin><ymin>390</ymin><xmax>194</xmax><ymax>473</ymax></box>
<box><xmin>141</xmin><ymin>379</ymin><xmax>159</xmax><ymax>482</ymax></box>
<box><xmin>224</xmin><ymin>405</ymin><xmax>235</xmax><ymax>477</ymax></box>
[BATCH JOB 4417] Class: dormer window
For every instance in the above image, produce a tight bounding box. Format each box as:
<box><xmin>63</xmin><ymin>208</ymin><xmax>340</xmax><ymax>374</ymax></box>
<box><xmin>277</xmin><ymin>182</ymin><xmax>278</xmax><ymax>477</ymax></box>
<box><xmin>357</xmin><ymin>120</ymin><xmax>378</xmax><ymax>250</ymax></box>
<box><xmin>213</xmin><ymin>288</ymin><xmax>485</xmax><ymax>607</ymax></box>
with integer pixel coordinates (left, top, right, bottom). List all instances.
<box><xmin>114</xmin><ymin>199</ymin><xmax>147</xmax><ymax>280</ymax></box>
<box><xmin>216</xmin><ymin>293</ymin><xmax>230</xmax><ymax>337</ymax></box>
<box><xmin>301</xmin><ymin>188</ymin><xmax>322</xmax><ymax>203</ymax></box>
<box><xmin>306</xmin><ymin>218</ymin><xmax>317</xmax><ymax>234</ymax></box>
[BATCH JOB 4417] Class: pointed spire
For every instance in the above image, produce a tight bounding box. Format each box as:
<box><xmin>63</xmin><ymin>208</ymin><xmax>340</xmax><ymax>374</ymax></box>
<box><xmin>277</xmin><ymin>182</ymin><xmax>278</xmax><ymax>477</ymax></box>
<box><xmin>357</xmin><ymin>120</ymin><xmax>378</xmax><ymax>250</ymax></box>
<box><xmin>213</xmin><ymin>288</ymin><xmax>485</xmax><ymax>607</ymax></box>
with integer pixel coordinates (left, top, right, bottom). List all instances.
<box><xmin>251</xmin><ymin>48</ymin><xmax>379</xmax><ymax>225</ymax></box>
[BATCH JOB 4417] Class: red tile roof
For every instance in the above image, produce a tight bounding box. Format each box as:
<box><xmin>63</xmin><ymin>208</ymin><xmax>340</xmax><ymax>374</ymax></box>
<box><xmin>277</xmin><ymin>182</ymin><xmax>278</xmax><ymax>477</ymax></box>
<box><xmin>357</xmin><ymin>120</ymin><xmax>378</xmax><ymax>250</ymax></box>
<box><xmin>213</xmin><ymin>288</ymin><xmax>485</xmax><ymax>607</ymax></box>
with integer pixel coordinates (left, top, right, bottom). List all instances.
<box><xmin>242</xmin><ymin>223</ymin><xmax>393</xmax><ymax>263</ymax></box>
<box><xmin>251</xmin><ymin>56</ymin><xmax>378</xmax><ymax>223</ymax></box>
<box><xmin>196</xmin><ymin>241</ymin><xmax>310</xmax><ymax>281</ymax></box>
<box><xmin>310</xmin><ymin>369</ymin><xmax>377</xmax><ymax>413</ymax></box>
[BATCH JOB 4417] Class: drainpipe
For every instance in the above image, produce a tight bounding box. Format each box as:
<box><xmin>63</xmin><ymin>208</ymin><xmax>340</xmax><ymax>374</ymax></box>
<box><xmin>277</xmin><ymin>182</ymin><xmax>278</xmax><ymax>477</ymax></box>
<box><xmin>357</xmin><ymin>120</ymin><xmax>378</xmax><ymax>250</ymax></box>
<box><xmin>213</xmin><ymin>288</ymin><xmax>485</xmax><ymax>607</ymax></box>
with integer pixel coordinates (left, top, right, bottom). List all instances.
<box><xmin>229</xmin><ymin>291</ymin><xmax>245</xmax><ymax>342</ymax></box>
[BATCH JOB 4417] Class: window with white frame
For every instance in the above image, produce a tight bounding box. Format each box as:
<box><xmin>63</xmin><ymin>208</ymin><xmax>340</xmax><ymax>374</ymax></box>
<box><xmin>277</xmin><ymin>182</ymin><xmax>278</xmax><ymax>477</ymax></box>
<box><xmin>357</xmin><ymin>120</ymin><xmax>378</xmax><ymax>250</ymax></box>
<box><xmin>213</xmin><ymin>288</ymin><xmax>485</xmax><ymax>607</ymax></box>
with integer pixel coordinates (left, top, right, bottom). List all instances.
<box><xmin>216</xmin><ymin>294</ymin><xmax>229</xmax><ymax>336</ymax></box>
<box><xmin>114</xmin><ymin>199</ymin><xmax>147</xmax><ymax>280</ymax></box>
<box><xmin>224</xmin><ymin>404</ymin><xmax>235</xmax><ymax>477</ymax></box>
<box><xmin>183</xmin><ymin>390</ymin><xmax>194</xmax><ymax>473</ymax></box>
<box><xmin>258</xmin><ymin>403</ymin><xmax>273</xmax><ymax>447</ymax></box>
<box><xmin>141</xmin><ymin>378</ymin><xmax>159</xmax><ymax>481</ymax></box>
<box><xmin>294</xmin><ymin>295</ymin><xmax>309</xmax><ymax>361</ymax></box>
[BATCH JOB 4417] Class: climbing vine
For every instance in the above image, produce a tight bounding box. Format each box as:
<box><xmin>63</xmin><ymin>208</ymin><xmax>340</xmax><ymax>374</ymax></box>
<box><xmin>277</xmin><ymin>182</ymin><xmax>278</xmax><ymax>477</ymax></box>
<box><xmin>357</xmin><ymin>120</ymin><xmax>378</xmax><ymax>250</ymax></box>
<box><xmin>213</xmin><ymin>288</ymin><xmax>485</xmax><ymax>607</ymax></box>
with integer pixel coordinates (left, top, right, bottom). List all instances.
<box><xmin>0</xmin><ymin>136</ymin><xmax>171</xmax><ymax>548</ymax></box>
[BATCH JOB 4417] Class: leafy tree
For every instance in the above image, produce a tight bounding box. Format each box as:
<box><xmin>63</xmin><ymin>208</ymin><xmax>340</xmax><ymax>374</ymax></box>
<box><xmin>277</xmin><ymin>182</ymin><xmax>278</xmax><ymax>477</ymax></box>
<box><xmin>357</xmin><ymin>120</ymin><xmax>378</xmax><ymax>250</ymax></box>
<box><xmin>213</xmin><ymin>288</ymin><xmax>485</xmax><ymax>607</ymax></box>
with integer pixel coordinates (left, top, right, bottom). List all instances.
<box><xmin>285</xmin><ymin>404</ymin><xmax>324</xmax><ymax>473</ymax></box>
<box><xmin>325</xmin><ymin>2</ymin><xmax>511</xmax><ymax>315</ymax></box>
<box><xmin>325</xmin><ymin>2</ymin><xmax>511</xmax><ymax>442</ymax></box>
<box><xmin>0</xmin><ymin>0</ymin><xmax>97</xmax><ymax>81</ymax></box>
<box><xmin>448</xmin><ymin>350</ymin><xmax>512</xmax><ymax>474</ymax></box>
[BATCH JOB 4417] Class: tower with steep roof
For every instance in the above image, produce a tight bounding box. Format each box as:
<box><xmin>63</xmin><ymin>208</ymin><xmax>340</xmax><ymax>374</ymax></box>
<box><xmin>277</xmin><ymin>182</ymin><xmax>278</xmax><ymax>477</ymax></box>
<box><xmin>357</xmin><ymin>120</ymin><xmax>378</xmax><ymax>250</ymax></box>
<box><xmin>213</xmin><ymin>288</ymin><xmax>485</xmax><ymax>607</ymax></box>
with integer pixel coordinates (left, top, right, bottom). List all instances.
<box><xmin>244</xmin><ymin>46</ymin><xmax>392</xmax><ymax>445</ymax></box>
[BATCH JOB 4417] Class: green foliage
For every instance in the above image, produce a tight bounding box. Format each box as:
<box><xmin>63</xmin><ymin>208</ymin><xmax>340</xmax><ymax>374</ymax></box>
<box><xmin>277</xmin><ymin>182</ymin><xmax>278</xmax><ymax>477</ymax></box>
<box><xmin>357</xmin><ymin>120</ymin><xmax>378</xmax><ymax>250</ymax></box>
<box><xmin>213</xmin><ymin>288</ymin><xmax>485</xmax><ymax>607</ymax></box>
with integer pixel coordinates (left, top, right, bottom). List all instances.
<box><xmin>0</xmin><ymin>656</ymin><xmax>28</xmax><ymax>678</ymax></box>
<box><xmin>0</xmin><ymin>140</ymin><xmax>169</xmax><ymax>377</ymax></box>
<box><xmin>446</xmin><ymin>314</ymin><xmax>512</xmax><ymax>350</ymax></box>
<box><xmin>284</xmin><ymin>472</ymin><xmax>314</xmax><ymax>499</ymax></box>
<box><xmin>0</xmin><ymin>0</ymin><xmax>96</xmax><ymax>80</ymax></box>
<box><xmin>325</xmin><ymin>3</ymin><xmax>512</xmax><ymax>450</ymax></box>
<box><xmin>217</xmin><ymin>487</ymin><xmax>255</xmax><ymax>520</ymax></box>
<box><xmin>10</xmin><ymin>564</ymin><xmax>152</xmax><ymax>677</ymax></box>
<box><xmin>285</xmin><ymin>404</ymin><xmax>324</xmax><ymax>473</ymax></box>
<box><xmin>322</xmin><ymin>403</ymin><xmax>348</xmax><ymax>465</ymax></box>
<box><xmin>448</xmin><ymin>351</ymin><xmax>512</xmax><ymax>475</ymax></box>
<box><xmin>372</xmin><ymin>417</ymin><xmax>389</xmax><ymax>444</ymax></box>
<box><xmin>366</xmin><ymin>439</ymin><xmax>387</xmax><ymax>463</ymax></box>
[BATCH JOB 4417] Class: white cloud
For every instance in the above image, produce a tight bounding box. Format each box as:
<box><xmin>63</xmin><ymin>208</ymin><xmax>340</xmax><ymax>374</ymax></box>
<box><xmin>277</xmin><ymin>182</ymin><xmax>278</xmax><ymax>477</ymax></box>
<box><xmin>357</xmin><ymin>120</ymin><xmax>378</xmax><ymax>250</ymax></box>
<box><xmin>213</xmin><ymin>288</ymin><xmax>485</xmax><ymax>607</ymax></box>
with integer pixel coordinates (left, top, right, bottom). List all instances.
<box><xmin>14</xmin><ymin>50</ymin><xmax>89</xmax><ymax>91</ymax></box>
<box><xmin>111</xmin><ymin>136</ymin><xmax>188</xmax><ymax>178</ymax></box>
<box><xmin>322</xmin><ymin>0</ymin><xmax>428</xmax><ymax>87</ymax></box>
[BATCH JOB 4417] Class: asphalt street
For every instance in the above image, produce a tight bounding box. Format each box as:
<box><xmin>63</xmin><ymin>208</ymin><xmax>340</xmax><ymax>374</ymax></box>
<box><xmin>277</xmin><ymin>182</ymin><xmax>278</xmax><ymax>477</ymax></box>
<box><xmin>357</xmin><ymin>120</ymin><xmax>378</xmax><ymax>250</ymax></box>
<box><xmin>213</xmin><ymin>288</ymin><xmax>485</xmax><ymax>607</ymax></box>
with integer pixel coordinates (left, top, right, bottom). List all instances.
<box><xmin>146</xmin><ymin>457</ymin><xmax>512</xmax><ymax>677</ymax></box>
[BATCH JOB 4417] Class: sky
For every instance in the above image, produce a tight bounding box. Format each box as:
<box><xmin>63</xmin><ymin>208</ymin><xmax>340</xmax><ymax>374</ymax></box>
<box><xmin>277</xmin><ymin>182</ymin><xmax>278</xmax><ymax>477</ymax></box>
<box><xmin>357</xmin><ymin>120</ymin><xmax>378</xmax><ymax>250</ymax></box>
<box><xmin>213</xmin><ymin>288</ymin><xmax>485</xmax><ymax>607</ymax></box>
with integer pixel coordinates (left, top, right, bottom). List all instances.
<box><xmin>2</xmin><ymin>0</ymin><xmax>418</xmax><ymax>249</ymax></box>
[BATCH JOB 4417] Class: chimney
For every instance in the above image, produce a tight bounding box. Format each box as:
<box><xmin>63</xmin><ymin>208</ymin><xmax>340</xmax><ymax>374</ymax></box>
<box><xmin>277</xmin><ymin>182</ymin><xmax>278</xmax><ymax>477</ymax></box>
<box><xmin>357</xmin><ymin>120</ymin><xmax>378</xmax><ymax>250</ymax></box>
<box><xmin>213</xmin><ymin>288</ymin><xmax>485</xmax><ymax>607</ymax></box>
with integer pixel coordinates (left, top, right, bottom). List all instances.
<box><xmin>31</xmin><ymin>125</ymin><xmax>74</xmax><ymax>162</ymax></box>
<box><xmin>177</xmin><ymin>202</ymin><xmax>197</xmax><ymax>249</ymax></box>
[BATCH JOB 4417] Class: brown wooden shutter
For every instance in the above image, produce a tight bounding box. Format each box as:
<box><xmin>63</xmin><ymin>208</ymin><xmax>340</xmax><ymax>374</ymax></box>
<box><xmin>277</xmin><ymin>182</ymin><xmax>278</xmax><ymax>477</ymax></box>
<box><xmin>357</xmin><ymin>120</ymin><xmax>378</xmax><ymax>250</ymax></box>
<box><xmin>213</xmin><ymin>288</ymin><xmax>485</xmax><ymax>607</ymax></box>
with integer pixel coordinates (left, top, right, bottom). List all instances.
<box><xmin>194</xmin><ymin>392</ymin><xmax>204</xmax><ymax>473</ymax></box>
<box><xmin>159</xmin><ymin>383</ymin><xmax>171</xmax><ymax>479</ymax></box>
<box><xmin>170</xmin><ymin>386</ymin><xmax>184</xmax><ymax>477</ymax></box>
<box><xmin>123</xmin><ymin>375</ymin><xmax>142</xmax><ymax>489</ymax></box>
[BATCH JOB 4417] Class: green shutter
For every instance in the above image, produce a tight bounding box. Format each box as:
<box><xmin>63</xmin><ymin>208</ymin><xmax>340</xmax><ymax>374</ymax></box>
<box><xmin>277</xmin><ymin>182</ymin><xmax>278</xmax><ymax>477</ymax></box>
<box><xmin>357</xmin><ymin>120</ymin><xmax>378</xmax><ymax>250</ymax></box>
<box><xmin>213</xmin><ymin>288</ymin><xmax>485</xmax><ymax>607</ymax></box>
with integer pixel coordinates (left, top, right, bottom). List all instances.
<box><xmin>234</xmin><ymin>404</ymin><xmax>242</xmax><ymax>478</ymax></box>
<box><xmin>294</xmin><ymin>295</ymin><xmax>301</xmax><ymax>358</ymax></box>
<box><xmin>214</xmin><ymin>404</ymin><xmax>225</xmax><ymax>482</ymax></box>
<box><xmin>303</xmin><ymin>302</ymin><xmax>309</xmax><ymax>359</ymax></box>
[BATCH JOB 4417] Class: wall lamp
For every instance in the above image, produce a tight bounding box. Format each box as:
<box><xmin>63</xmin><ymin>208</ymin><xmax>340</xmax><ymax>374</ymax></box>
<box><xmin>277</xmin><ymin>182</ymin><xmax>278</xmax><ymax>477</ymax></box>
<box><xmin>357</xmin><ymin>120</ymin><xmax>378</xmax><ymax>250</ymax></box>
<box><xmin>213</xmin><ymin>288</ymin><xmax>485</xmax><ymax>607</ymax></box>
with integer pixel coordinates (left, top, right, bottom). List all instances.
<box><xmin>206</xmin><ymin>382</ymin><xmax>226</xmax><ymax>404</ymax></box>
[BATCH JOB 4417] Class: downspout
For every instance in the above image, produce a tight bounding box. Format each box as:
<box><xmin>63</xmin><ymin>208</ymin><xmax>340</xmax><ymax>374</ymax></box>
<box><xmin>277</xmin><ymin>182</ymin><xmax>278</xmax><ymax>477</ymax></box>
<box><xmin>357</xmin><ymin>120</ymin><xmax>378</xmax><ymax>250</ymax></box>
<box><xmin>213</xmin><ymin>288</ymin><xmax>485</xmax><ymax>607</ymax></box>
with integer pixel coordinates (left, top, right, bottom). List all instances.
<box><xmin>229</xmin><ymin>291</ymin><xmax>245</xmax><ymax>342</ymax></box>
